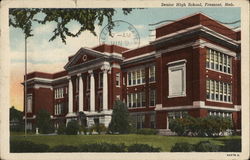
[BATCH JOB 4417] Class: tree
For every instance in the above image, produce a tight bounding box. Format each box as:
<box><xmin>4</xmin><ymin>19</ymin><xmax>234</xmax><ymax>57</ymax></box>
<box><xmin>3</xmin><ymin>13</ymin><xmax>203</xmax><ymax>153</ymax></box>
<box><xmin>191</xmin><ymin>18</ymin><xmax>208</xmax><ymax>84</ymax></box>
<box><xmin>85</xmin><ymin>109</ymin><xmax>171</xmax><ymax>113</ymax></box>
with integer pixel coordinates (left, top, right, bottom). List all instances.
<box><xmin>108</xmin><ymin>100</ymin><xmax>130</xmax><ymax>134</ymax></box>
<box><xmin>36</xmin><ymin>109</ymin><xmax>54</xmax><ymax>134</ymax></box>
<box><xmin>9</xmin><ymin>8</ymin><xmax>135</xmax><ymax>44</ymax></box>
<box><xmin>65</xmin><ymin>120</ymin><xmax>79</xmax><ymax>135</ymax></box>
<box><xmin>10</xmin><ymin>106</ymin><xmax>24</xmax><ymax>132</ymax></box>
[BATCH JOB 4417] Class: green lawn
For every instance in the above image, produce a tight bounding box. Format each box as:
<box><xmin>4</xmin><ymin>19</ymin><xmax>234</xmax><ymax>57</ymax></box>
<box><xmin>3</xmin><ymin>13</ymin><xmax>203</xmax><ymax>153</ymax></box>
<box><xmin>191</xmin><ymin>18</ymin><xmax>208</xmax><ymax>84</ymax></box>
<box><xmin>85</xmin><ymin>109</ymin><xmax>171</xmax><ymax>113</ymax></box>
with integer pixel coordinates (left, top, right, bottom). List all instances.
<box><xmin>10</xmin><ymin>133</ymin><xmax>241</xmax><ymax>152</ymax></box>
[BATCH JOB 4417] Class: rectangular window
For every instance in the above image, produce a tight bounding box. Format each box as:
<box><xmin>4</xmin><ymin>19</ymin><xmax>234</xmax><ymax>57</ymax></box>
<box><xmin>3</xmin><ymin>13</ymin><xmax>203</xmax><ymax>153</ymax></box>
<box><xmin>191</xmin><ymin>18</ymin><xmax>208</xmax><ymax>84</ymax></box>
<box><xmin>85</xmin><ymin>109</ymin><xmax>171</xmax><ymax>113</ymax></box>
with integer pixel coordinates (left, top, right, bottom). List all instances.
<box><xmin>206</xmin><ymin>79</ymin><xmax>210</xmax><ymax>99</ymax></box>
<box><xmin>206</xmin><ymin>50</ymin><xmax>210</xmax><ymax>68</ymax></box>
<box><xmin>141</xmin><ymin>69</ymin><xmax>145</xmax><ymax>83</ymax></box>
<box><xmin>137</xmin><ymin>70</ymin><xmax>141</xmax><ymax>84</ymax></box>
<box><xmin>149</xmin><ymin>89</ymin><xmax>156</xmax><ymax>106</ymax></box>
<box><xmin>206</xmin><ymin>79</ymin><xmax>232</xmax><ymax>102</ymax></box>
<box><xmin>168</xmin><ymin>60</ymin><xmax>186</xmax><ymax>98</ymax></box>
<box><xmin>132</xmin><ymin>71</ymin><xmax>136</xmax><ymax>85</ymax></box>
<box><xmin>99</xmin><ymin>72</ymin><xmax>103</xmax><ymax>88</ymax></box>
<box><xmin>149</xmin><ymin>65</ymin><xmax>156</xmax><ymax>82</ymax></box>
<box><xmin>76</xmin><ymin>77</ymin><xmax>79</xmax><ymax>93</ymax></box>
<box><xmin>116</xmin><ymin>73</ymin><xmax>120</xmax><ymax>87</ymax></box>
<box><xmin>133</xmin><ymin>93</ymin><xmax>136</xmax><ymax>108</ymax></box>
<box><xmin>128</xmin><ymin>72</ymin><xmax>132</xmax><ymax>86</ymax></box>
<box><xmin>27</xmin><ymin>95</ymin><xmax>32</xmax><ymax>113</ymax></box>
<box><xmin>87</xmin><ymin>75</ymin><xmax>90</xmax><ymax>90</ymax></box>
<box><xmin>206</xmin><ymin>48</ymin><xmax>232</xmax><ymax>74</ymax></box>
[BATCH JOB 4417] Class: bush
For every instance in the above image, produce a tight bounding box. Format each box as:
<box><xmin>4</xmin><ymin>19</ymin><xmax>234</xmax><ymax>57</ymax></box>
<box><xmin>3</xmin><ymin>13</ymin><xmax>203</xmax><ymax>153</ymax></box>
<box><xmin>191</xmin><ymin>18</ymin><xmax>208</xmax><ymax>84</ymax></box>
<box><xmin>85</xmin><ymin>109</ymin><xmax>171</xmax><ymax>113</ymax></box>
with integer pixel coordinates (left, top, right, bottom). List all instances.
<box><xmin>127</xmin><ymin>144</ymin><xmax>160</xmax><ymax>152</ymax></box>
<box><xmin>169</xmin><ymin>117</ymin><xmax>192</xmax><ymax>136</ymax></box>
<box><xmin>36</xmin><ymin>109</ymin><xmax>54</xmax><ymax>134</ymax></box>
<box><xmin>10</xmin><ymin>140</ymin><xmax>49</xmax><ymax>152</ymax></box>
<box><xmin>169</xmin><ymin>116</ymin><xmax>233</xmax><ymax>137</ymax></box>
<box><xmin>79</xmin><ymin>143</ymin><xmax>126</xmax><ymax>152</ymax></box>
<box><xmin>136</xmin><ymin>128</ymin><xmax>158</xmax><ymax>135</ymax></box>
<box><xmin>57</xmin><ymin>123</ymin><xmax>66</xmax><ymax>135</ymax></box>
<box><xmin>92</xmin><ymin>124</ymin><xmax>108</xmax><ymax>134</ymax></box>
<box><xmin>170</xmin><ymin>142</ymin><xmax>194</xmax><ymax>152</ymax></box>
<box><xmin>194</xmin><ymin>141</ymin><xmax>219</xmax><ymax>152</ymax></box>
<box><xmin>50</xmin><ymin>145</ymin><xmax>79</xmax><ymax>152</ymax></box>
<box><xmin>109</xmin><ymin>100</ymin><xmax>130</xmax><ymax>134</ymax></box>
<box><xmin>65</xmin><ymin>120</ymin><xmax>79</xmax><ymax>135</ymax></box>
<box><xmin>220</xmin><ymin>139</ymin><xmax>241</xmax><ymax>152</ymax></box>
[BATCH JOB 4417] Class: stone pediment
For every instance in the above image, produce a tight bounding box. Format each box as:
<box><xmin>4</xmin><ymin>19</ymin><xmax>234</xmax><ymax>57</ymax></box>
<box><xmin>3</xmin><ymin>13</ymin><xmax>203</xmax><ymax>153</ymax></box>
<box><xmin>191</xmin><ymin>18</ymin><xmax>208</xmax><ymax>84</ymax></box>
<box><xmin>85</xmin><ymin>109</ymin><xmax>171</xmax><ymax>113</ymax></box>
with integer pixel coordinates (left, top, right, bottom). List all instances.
<box><xmin>64</xmin><ymin>48</ymin><xmax>108</xmax><ymax>70</ymax></box>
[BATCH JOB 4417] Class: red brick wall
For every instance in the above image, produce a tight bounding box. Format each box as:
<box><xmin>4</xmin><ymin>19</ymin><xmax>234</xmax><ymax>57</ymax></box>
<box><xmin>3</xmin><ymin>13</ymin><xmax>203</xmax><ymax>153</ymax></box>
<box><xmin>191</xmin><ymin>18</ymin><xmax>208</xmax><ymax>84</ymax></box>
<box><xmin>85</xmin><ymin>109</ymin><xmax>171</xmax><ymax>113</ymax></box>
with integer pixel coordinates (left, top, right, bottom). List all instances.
<box><xmin>34</xmin><ymin>87</ymin><xmax>53</xmax><ymax>115</ymax></box>
<box><xmin>156</xmin><ymin>111</ymin><xmax>167</xmax><ymax>129</ymax></box>
<box><xmin>161</xmin><ymin>47</ymin><xmax>193</xmax><ymax>107</ymax></box>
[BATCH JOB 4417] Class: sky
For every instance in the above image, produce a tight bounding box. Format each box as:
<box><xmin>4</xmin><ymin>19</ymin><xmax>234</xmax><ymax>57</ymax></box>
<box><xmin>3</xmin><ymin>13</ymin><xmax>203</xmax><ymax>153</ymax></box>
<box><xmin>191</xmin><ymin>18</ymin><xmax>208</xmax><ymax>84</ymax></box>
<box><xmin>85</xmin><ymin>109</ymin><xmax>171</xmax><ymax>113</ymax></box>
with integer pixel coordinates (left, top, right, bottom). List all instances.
<box><xmin>10</xmin><ymin>8</ymin><xmax>240</xmax><ymax>111</ymax></box>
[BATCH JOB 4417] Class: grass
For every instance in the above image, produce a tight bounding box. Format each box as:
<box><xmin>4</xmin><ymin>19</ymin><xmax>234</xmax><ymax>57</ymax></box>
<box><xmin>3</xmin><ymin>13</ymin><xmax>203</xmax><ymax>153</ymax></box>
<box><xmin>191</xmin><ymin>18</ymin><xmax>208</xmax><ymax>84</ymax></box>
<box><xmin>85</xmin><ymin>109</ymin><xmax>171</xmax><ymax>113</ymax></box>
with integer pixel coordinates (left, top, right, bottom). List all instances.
<box><xmin>10</xmin><ymin>133</ymin><xmax>241</xmax><ymax>152</ymax></box>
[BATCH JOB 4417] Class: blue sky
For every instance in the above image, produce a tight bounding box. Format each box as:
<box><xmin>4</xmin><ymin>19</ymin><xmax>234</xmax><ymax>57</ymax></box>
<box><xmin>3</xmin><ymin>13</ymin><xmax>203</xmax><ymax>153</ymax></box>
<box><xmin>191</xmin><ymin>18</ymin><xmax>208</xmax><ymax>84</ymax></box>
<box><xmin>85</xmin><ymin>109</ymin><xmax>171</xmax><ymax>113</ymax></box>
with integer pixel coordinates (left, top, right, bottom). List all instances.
<box><xmin>10</xmin><ymin>7</ymin><xmax>240</xmax><ymax>110</ymax></box>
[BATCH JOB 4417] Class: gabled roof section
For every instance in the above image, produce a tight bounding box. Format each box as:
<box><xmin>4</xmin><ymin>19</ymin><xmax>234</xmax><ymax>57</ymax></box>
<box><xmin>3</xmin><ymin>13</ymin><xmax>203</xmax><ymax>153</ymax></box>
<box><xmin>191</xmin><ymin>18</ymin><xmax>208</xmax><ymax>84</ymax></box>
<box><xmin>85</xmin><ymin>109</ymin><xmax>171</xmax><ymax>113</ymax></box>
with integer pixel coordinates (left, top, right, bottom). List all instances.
<box><xmin>64</xmin><ymin>47</ymin><xmax>107</xmax><ymax>70</ymax></box>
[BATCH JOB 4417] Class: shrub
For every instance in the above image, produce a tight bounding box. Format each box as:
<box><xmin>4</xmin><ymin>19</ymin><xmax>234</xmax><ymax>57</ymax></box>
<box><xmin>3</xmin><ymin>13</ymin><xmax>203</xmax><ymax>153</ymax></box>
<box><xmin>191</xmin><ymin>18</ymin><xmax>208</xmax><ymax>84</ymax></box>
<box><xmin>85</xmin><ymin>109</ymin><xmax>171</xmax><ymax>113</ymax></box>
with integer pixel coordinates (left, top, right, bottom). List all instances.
<box><xmin>136</xmin><ymin>128</ymin><xmax>158</xmax><ymax>135</ymax></box>
<box><xmin>10</xmin><ymin>140</ymin><xmax>49</xmax><ymax>152</ymax></box>
<box><xmin>220</xmin><ymin>139</ymin><xmax>241</xmax><ymax>152</ymax></box>
<box><xmin>170</xmin><ymin>142</ymin><xmax>194</xmax><ymax>152</ymax></box>
<box><xmin>36</xmin><ymin>109</ymin><xmax>54</xmax><ymax>134</ymax></box>
<box><xmin>169</xmin><ymin>116</ymin><xmax>233</xmax><ymax>137</ymax></box>
<box><xmin>50</xmin><ymin>145</ymin><xmax>80</xmax><ymax>152</ymax></box>
<box><xmin>92</xmin><ymin>124</ymin><xmax>107</xmax><ymax>134</ymax></box>
<box><xmin>57</xmin><ymin>123</ymin><xmax>66</xmax><ymax>135</ymax></box>
<box><xmin>194</xmin><ymin>141</ymin><xmax>219</xmax><ymax>152</ymax></box>
<box><xmin>169</xmin><ymin>117</ymin><xmax>191</xmax><ymax>136</ymax></box>
<box><xmin>127</xmin><ymin>144</ymin><xmax>160</xmax><ymax>152</ymax></box>
<box><xmin>66</xmin><ymin>120</ymin><xmax>79</xmax><ymax>135</ymax></box>
<box><xmin>109</xmin><ymin>100</ymin><xmax>130</xmax><ymax>134</ymax></box>
<box><xmin>79</xmin><ymin>143</ymin><xmax>126</xmax><ymax>152</ymax></box>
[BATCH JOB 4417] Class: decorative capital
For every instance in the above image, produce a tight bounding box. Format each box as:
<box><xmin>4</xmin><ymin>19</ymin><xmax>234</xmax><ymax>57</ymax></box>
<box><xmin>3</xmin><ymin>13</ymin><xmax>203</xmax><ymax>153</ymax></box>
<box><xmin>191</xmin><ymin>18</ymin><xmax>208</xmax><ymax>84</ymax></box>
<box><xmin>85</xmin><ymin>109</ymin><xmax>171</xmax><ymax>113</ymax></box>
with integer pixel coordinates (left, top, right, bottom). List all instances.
<box><xmin>101</xmin><ymin>64</ymin><xmax>110</xmax><ymax>72</ymax></box>
<box><xmin>77</xmin><ymin>73</ymin><xmax>82</xmax><ymax>77</ymax></box>
<box><xmin>67</xmin><ymin>76</ymin><xmax>71</xmax><ymax>80</ymax></box>
<box><xmin>88</xmin><ymin>70</ymin><xmax>93</xmax><ymax>75</ymax></box>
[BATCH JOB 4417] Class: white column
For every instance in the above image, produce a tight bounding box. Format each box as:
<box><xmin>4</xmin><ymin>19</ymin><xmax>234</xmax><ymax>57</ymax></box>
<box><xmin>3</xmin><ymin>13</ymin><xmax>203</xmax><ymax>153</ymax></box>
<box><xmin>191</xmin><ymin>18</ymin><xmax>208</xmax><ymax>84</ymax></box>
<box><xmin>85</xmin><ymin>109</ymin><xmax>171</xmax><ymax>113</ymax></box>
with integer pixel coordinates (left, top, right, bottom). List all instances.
<box><xmin>78</xmin><ymin>73</ymin><xmax>84</xmax><ymax>112</ymax></box>
<box><xmin>101</xmin><ymin>63</ymin><xmax>110</xmax><ymax>111</ymax></box>
<box><xmin>88</xmin><ymin>70</ymin><xmax>95</xmax><ymax>112</ymax></box>
<box><xmin>68</xmin><ymin>77</ymin><xmax>73</xmax><ymax>113</ymax></box>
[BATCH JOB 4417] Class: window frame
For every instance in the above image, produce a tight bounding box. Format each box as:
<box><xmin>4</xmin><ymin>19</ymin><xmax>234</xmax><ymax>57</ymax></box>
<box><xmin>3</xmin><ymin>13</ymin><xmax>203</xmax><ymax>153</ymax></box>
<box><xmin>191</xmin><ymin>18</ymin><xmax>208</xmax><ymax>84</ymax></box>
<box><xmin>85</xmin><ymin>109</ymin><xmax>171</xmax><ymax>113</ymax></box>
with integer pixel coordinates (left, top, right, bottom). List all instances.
<box><xmin>167</xmin><ymin>60</ymin><xmax>186</xmax><ymax>98</ymax></box>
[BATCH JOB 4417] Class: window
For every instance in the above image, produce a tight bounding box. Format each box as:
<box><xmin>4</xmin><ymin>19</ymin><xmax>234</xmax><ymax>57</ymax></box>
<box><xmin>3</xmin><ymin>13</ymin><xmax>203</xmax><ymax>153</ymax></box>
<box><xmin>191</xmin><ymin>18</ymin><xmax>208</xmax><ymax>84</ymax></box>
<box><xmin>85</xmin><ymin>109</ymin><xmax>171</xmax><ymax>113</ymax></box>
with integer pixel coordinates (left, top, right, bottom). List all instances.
<box><xmin>149</xmin><ymin>65</ymin><xmax>156</xmax><ymax>82</ymax></box>
<box><xmin>127</xmin><ymin>68</ymin><xmax>145</xmax><ymax>86</ymax></box>
<box><xmin>54</xmin><ymin>88</ymin><xmax>64</xmax><ymax>99</ymax></box>
<box><xmin>128</xmin><ymin>72</ymin><xmax>132</xmax><ymax>86</ymax></box>
<box><xmin>127</xmin><ymin>92</ymin><xmax>146</xmax><ymax>108</ymax></box>
<box><xmin>149</xmin><ymin>89</ymin><xmax>156</xmax><ymax>106</ymax></box>
<box><xmin>168</xmin><ymin>60</ymin><xmax>186</xmax><ymax>98</ymax></box>
<box><xmin>87</xmin><ymin>75</ymin><xmax>90</xmax><ymax>90</ymax></box>
<box><xmin>206</xmin><ymin>48</ymin><xmax>232</xmax><ymax>74</ymax></box>
<box><xmin>206</xmin><ymin>79</ymin><xmax>232</xmax><ymax>102</ymax></box>
<box><xmin>116</xmin><ymin>73</ymin><xmax>120</xmax><ymax>87</ymax></box>
<box><xmin>208</xmin><ymin>111</ymin><xmax>232</xmax><ymax>119</ymax></box>
<box><xmin>136</xmin><ymin>115</ymin><xmax>145</xmax><ymax>129</ymax></box>
<box><xmin>27</xmin><ymin>95</ymin><xmax>32</xmax><ymax>113</ymax></box>
<box><xmin>99</xmin><ymin>72</ymin><xmax>103</xmax><ymax>88</ymax></box>
<box><xmin>54</xmin><ymin>103</ymin><xmax>64</xmax><ymax>115</ymax></box>
<box><xmin>76</xmin><ymin>77</ymin><xmax>79</xmax><ymax>93</ymax></box>
<box><xmin>150</xmin><ymin>114</ymin><xmax>156</xmax><ymax>128</ymax></box>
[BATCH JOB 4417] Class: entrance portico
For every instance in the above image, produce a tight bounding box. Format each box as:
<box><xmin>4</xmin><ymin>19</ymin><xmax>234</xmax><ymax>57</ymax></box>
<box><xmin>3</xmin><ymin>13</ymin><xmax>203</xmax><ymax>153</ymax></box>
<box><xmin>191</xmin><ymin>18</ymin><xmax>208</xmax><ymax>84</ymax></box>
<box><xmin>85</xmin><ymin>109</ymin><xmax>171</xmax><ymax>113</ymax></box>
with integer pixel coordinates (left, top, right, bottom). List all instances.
<box><xmin>64</xmin><ymin>47</ymin><xmax>123</xmax><ymax>127</ymax></box>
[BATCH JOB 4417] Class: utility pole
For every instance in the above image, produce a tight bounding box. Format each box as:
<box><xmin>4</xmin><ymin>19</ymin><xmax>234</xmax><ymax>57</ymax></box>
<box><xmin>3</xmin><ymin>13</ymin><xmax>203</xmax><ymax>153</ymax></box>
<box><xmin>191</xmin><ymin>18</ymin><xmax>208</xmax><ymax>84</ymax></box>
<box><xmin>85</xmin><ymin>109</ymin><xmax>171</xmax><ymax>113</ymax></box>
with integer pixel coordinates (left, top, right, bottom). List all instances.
<box><xmin>24</xmin><ymin>35</ymin><xmax>27</xmax><ymax>137</ymax></box>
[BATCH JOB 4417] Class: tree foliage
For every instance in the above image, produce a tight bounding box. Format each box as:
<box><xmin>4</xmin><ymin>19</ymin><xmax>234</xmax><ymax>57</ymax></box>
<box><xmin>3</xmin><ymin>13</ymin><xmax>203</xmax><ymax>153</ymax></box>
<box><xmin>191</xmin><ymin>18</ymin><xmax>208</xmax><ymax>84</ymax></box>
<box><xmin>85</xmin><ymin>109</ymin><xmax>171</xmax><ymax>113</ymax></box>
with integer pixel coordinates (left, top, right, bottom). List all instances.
<box><xmin>108</xmin><ymin>100</ymin><xmax>130</xmax><ymax>134</ymax></box>
<box><xmin>10</xmin><ymin>106</ymin><xmax>24</xmax><ymax>132</ymax></box>
<box><xmin>9</xmin><ymin>8</ymin><xmax>134</xmax><ymax>43</ymax></box>
<box><xmin>36</xmin><ymin>109</ymin><xmax>54</xmax><ymax>134</ymax></box>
